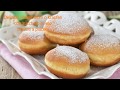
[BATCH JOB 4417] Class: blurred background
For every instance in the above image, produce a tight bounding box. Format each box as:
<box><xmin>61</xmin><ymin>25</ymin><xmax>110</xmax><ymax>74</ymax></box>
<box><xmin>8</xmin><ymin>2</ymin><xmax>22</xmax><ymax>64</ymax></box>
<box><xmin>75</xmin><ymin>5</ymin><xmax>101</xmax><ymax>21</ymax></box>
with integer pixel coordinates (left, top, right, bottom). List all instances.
<box><xmin>0</xmin><ymin>11</ymin><xmax>120</xmax><ymax>28</ymax></box>
<box><xmin>0</xmin><ymin>11</ymin><xmax>59</xmax><ymax>28</ymax></box>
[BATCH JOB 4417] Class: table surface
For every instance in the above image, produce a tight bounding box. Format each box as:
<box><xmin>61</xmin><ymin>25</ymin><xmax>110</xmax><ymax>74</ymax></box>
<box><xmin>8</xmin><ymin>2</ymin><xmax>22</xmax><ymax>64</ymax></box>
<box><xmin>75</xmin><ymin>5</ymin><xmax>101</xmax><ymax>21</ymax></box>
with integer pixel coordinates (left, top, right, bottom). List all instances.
<box><xmin>0</xmin><ymin>56</ymin><xmax>22</xmax><ymax>79</ymax></box>
<box><xmin>0</xmin><ymin>11</ymin><xmax>120</xmax><ymax>79</ymax></box>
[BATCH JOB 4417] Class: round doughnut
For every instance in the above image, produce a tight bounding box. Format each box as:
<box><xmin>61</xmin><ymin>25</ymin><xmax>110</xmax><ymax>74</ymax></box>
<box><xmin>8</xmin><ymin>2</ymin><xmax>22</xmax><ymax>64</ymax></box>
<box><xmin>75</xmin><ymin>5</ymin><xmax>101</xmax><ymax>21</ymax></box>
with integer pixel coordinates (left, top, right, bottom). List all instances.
<box><xmin>80</xmin><ymin>34</ymin><xmax>120</xmax><ymax>66</ymax></box>
<box><xmin>45</xmin><ymin>46</ymin><xmax>90</xmax><ymax>79</ymax></box>
<box><xmin>18</xmin><ymin>31</ymin><xmax>56</xmax><ymax>55</ymax></box>
<box><xmin>43</xmin><ymin>12</ymin><xmax>93</xmax><ymax>45</ymax></box>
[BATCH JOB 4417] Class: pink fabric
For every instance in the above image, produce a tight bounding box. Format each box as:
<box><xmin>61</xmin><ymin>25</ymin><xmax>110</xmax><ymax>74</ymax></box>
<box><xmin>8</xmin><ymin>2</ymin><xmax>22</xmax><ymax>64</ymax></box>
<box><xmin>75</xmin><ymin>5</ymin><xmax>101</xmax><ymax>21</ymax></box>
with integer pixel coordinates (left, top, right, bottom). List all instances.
<box><xmin>0</xmin><ymin>43</ymin><xmax>120</xmax><ymax>79</ymax></box>
<box><xmin>109</xmin><ymin>68</ymin><xmax>120</xmax><ymax>79</ymax></box>
<box><xmin>0</xmin><ymin>44</ymin><xmax>50</xmax><ymax>79</ymax></box>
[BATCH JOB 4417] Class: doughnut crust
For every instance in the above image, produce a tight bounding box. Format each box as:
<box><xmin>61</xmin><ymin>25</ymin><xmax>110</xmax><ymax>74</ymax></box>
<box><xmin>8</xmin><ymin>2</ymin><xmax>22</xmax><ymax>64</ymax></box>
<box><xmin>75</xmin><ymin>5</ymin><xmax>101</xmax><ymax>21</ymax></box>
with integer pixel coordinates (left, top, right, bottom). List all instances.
<box><xmin>45</xmin><ymin>46</ymin><xmax>90</xmax><ymax>79</ymax></box>
<box><xmin>18</xmin><ymin>31</ymin><xmax>56</xmax><ymax>55</ymax></box>
<box><xmin>43</xmin><ymin>12</ymin><xmax>92</xmax><ymax>45</ymax></box>
<box><xmin>80</xmin><ymin>35</ymin><xmax>120</xmax><ymax>66</ymax></box>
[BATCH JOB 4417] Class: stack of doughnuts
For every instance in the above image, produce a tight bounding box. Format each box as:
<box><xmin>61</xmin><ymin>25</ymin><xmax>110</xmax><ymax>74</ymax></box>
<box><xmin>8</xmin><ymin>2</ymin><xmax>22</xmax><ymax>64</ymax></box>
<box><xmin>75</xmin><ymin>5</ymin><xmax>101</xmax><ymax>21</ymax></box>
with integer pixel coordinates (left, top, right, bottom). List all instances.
<box><xmin>18</xmin><ymin>11</ymin><xmax>120</xmax><ymax>79</ymax></box>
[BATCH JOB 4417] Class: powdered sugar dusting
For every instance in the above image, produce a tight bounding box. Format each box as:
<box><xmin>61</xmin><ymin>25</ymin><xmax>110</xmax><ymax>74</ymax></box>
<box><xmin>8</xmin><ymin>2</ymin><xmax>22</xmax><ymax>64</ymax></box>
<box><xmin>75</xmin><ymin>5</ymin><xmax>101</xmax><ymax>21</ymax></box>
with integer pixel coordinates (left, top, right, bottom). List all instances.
<box><xmin>85</xmin><ymin>35</ymin><xmax>120</xmax><ymax>51</ymax></box>
<box><xmin>45</xmin><ymin>12</ymin><xmax>90</xmax><ymax>34</ymax></box>
<box><xmin>53</xmin><ymin>46</ymin><xmax>89</xmax><ymax>63</ymax></box>
<box><xmin>20</xmin><ymin>31</ymin><xmax>44</xmax><ymax>40</ymax></box>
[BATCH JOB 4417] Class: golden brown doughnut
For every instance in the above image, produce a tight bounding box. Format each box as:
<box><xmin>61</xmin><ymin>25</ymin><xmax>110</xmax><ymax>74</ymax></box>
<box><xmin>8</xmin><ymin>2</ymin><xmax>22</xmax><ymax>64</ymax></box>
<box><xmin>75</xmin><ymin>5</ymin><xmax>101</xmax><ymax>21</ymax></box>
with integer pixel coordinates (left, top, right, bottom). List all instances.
<box><xmin>18</xmin><ymin>31</ymin><xmax>56</xmax><ymax>55</ymax></box>
<box><xmin>80</xmin><ymin>34</ymin><xmax>120</xmax><ymax>67</ymax></box>
<box><xmin>43</xmin><ymin>12</ymin><xmax>92</xmax><ymax>45</ymax></box>
<box><xmin>45</xmin><ymin>46</ymin><xmax>90</xmax><ymax>79</ymax></box>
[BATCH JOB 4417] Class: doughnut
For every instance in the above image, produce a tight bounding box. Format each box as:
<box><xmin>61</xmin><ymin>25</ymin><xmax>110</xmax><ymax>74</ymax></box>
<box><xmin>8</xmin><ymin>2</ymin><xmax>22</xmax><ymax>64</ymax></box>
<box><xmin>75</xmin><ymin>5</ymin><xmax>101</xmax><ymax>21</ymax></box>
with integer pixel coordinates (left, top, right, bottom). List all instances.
<box><xmin>80</xmin><ymin>34</ymin><xmax>120</xmax><ymax>66</ymax></box>
<box><xmin>43</xmin><ymin>12</ymin><xmax>93</xmax><ymax>45</ymax></box>
<box><xmin>45</xmin><ymin>46</ymin><xmax>90</xmax><ymax>79</ymax></box>
<box><xmin>18</xmin><ymin>31</ymin><xmax>56</xmax><ymax>55</ymax></box>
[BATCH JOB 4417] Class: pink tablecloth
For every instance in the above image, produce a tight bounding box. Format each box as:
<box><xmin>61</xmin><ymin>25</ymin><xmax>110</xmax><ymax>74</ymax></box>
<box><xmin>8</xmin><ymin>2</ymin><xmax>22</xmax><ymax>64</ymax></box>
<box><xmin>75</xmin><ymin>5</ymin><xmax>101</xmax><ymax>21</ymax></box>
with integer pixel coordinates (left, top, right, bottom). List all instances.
<box><xmin>0</xmin><ymin>44</ymin><xmax>50</xmax><ymax>79</ymax></box>
<box><xmin>0</xmin><ymin>43</ymin><xmax>120</xmax><ymax>79</ymax></box>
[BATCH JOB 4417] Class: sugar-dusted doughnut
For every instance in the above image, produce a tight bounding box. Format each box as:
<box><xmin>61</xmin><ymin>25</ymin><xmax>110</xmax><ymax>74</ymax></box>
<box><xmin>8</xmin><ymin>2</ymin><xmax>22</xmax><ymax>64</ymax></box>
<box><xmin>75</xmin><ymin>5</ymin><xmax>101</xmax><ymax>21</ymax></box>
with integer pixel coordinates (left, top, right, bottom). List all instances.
<box><xmin>18</xmin><ymin>31</ymin><xmax>56</xmax><ymax>55</ymax></box>
<box><xmin>80</xmin><ymin>34</ymin><xmax>120</xmax><ymax>66</ymax></box>
<box><xmin>43</xmin><ymin>12</ymin><xmax>92</xmax><ymax>45</ymax></box>
<box><xmin>45</xmin><ymin>46</ymin><xmax>90</xmax><ymax>79</ymax></box>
